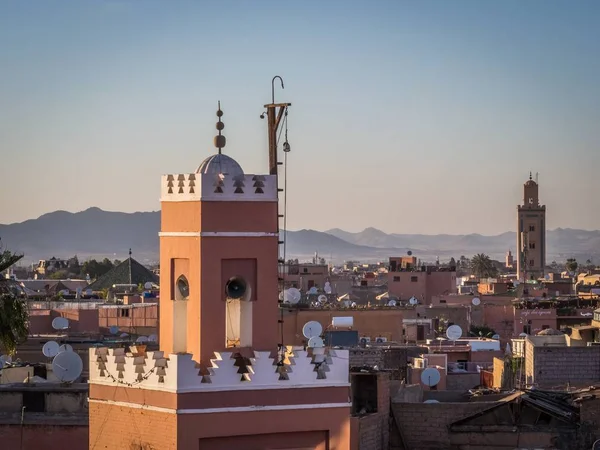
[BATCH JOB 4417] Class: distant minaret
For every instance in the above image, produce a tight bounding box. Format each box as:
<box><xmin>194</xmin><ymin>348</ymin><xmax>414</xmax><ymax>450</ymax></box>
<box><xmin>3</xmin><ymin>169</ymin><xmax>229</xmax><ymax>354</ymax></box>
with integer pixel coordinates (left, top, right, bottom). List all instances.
<box><xmin>516</xmin><ymin>173</ymin><xmax>546</xmax><ymax>281</ymax></box>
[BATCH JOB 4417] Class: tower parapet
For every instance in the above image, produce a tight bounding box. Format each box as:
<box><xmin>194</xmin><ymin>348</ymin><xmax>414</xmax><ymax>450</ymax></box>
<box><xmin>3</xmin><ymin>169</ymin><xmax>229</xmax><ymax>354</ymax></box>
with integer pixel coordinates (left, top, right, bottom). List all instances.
<box><xmin>160</xmin><ymin>173</ymin><xmax>278</xmax><ymax>202</ymax></box>
<box><xmin>89</xmin><ymin>346</ymin><xmax>349</xmax><ymax>392</ymax></box>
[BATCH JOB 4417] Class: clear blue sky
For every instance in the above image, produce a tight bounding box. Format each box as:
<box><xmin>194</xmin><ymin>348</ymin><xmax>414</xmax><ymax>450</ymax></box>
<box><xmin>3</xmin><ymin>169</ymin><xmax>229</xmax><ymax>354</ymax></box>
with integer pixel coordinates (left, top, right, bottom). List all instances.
<box><xmin>1</xmin><ymin>0</ymin><xmax>598</xmax><ymax>234</ymax></box>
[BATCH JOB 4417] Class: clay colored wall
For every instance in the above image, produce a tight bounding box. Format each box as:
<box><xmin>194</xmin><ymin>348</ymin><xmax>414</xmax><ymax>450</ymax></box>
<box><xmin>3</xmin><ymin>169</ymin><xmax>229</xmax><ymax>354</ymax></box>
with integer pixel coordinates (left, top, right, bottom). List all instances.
<box><xmin>0</xmin><ymin>425</ymin><xmax>88</xmax><ymax>450</ymax></box>
<box><xmin>282</xmin><ymin>309</ymin><xmax>404</xmax><ymax>345</ymax></box>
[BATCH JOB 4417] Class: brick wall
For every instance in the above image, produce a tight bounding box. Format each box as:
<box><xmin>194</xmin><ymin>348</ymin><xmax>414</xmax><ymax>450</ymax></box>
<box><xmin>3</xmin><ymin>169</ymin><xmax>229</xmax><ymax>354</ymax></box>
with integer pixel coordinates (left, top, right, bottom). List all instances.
<box><xmin>446</xmin><ymin>373</ymin><xmax>481</xmax><ymax>391</ymax></box>
<box><xmin>391</xmin><ymin>401</ymin><xmax>493</xmax><ymax>450</ymax></box>
<box><xmin>89</xmin><ymin>402</ymin><xmax>177</xmax><ymax>450</ymax></box>
<box><xmin>353</xmin><ymin>372</ymin><xmax>390</xmax><ymax>450</ymax></box>
<box><xmin>0</xmin><ymin>425</ymin><xmax>88</xmax><ymax>450</ymax></box>
<box><xmin>527</xmin><ymin>344</ymin><xmax>600</xmax><ymax>387</ymax></box>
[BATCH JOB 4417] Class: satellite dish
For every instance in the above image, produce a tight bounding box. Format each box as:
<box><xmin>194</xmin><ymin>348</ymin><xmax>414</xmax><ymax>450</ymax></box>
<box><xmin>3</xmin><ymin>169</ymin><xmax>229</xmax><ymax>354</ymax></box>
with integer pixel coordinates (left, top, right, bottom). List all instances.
<box><xmin>409</xmin><ymin>297</ymin><xmax>418</xmax><ymax>305</ymax></box>
<box><xmin>472</xmin><ymin>297</ymin><xmax>481</xmax><ymax>306</ymax></box>
<box><xmin>492</xmin><ymin>334</ymin><xmax>500</xmax><ymax>340</ymax></box>
<box><xmin>307</xmin><ymin>336</ymin><xmax>325</xmax><ymax>348</ymax></box>
<box><xmin>519</xmin><ymin>332</ymin><xmax>528</xmax><ymax>337</ymax></box>
<box><xmin>284</xmin><ymin>288</ymin><xmax>301</xmax><ymax>305</ymax></box>
<box><xmin>109</xmin><ymin>325</ymin><xmax>119</xmax><ymax>335</ymax></box>
<box><xmin>52</xmin><ymin>351</ymin><xmax>83</xmax><ymax>383</ymax></box>
<box><xmin>407</xmin><ymin>250</ymin><xmax>413</xmax><ymax>256</ymax></box>
<box><xmin>0</xmin><ymin>355</ymin><xmax>12</xmax><ymax>368</ymax></box>
<box><xmin>144</xmin><ymin>282</ymin><xmax>153</xmax><ymax>290</ymax></box>
<box><xmin>308</xmin><ymin>286</ymin><xmax>318</xmax><ymax>295</ymax></box>
<box><xmin>423</xmin><ymin>399</ymin><xmax>440</xmax><ymax>404</ymax></box>
<box><xmin>318</xmin><ymin>294</ymin><xmax>328</xmax><ymax>303</ymax></box>
<box><xmin>446</xmin><ymin>325</ymin><xmax>463</xmax><ymax>341</ymax></box>
<box><xmin>85</xmin><ymin>289</ymin><xmax>93</xmax><ymax>296</ymax></box>
<box><xmin>302</xmin><ymin>321</ymin><xmax>323</xmax><ymax>339</ymax></box>
<box><xmin>60</xmin><ymin>289</ymin><xmax>69</xmax><ymax>296</ymax></box>
<box><xmin>59</xmin><ymin>344</ymin><xmax>74</xmax><ymax>353</ymax></box>
<box><xmin>120</xmin><ymin>332</ymin><xmax>129</xmax><ymax>338</ymax></box>
<box><xmin>421</xmin><ymin>367</ymin><xmax>441</xmax><ymax>387</ymax></box>
<box><xmin>52</xmin><ymin>317</ymin><xmax>69</xmax><ymax>330</ymax></box>
<box><xmin>42</xmin><ymin>341</ymin><xmax>60</xmax><ymax>358</ymax></box>
<box><xmin>324</xmin><ymin>282</ymin><xmax>332</xmax><ymax>294</ymax></box>
<box><xmin>387</xmin><ymin>299</ymin><xmax>397</xmax><ymax>307</ymax></box>
<box><xmin>136</xmin><ymin>336</ymin><xmax>149</xmax><ymax>343</ymax></box>
<box><xmin>147</xmin><ymin>334</ymin><xmax>158</xmax><ymax>342</ymax></box>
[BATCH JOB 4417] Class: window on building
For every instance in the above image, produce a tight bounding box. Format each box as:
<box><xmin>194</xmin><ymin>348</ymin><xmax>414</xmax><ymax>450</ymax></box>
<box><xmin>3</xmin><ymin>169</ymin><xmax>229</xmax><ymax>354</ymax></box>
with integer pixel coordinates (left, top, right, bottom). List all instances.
<box><xmin>393</xmin><ymin>276</ymin><xmax>400</xmax><ymax>282</ymax></box>
<box><xmin>529</xmin><ymin>242</ymin><xmax>535</xmax><ymax>249</ymax></box>
<box><xmin>120</xmin><ymin>308</ymin><xmax>130</xmax><ymax>318</ymax></box>
<box><xmin>529</xmin><ymin>260</ymin><xmax>535</xmax><ymax>267</ymax></box>
<box><xmin>303</xmin><ymin>268</ymin><xmax>308</xmax><ymax>273</ymax></box>
<box><xmin>360</xmin><ymin>280</ymin><xmax>367</xmax><ymax>286</ymax></box>
<box><xmin>529</xmin><ymin>225</ymin><xmax>535</xmax><ymax>232</ymax></box>
<box><xmin>411</xmin><ymin>276</ymin><xmax>418</xmax><ymax>282</ymax></box>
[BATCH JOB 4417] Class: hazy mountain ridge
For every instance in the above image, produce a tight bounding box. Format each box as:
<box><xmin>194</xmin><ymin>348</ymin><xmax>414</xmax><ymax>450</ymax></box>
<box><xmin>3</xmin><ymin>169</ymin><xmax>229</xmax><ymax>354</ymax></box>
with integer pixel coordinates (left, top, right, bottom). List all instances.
<box><xmin>0</xmin><ymin>208</ymin><xmax>598</xmax><ymax>264</ymax></box>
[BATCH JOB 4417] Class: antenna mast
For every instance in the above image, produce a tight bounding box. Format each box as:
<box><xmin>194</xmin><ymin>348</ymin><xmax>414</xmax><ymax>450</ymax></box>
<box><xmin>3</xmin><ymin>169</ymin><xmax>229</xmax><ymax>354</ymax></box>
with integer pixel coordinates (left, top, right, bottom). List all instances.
<box><xmin>263</xmin><ymin>76</ymin><xmax>292</xmax><ymax>368</ymax></box>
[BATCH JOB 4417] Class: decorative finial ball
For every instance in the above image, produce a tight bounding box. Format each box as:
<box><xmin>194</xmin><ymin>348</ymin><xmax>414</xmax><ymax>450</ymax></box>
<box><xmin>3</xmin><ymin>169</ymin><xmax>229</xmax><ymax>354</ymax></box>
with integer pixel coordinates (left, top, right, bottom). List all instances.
<box><xmin>216</xmin><ymin>109</ymin><xmax>223</xmax><ymax>117</ymax></box>
<box><xmin>216</xmin><ymin>121</ymin><xmax>224</xmax><ymax>131</ymax></box>
<box><xmin>214</xmin><ymin>135</ymin><xmax>226</xmax><ymax>148</ymax></box>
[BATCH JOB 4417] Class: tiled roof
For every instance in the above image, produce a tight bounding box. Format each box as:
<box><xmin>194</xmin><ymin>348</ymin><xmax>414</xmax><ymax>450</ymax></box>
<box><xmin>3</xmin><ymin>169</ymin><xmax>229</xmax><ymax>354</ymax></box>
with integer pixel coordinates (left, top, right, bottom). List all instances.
<box><xmin>87</xmin><ymin>258</ymin><xmax>158</xmax><ymax>291</ymax></box>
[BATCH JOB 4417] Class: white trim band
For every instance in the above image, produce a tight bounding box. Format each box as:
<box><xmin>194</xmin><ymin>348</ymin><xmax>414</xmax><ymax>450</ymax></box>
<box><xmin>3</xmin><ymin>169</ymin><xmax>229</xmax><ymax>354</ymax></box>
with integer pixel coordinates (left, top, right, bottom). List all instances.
<box><xmin>159</xmin><ymin>232</ymin><xmax>278</xmax><ymax>238</ymax></box>
<box><xmin>88</xmin><ymin>399</ymin><xmax>350</xmax><ymax>415</ymax></box>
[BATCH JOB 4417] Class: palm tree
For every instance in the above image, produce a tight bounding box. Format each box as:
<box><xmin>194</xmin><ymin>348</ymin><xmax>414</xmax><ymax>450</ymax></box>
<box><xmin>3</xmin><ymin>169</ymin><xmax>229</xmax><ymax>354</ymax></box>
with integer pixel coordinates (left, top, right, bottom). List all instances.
<box><xmin>470</xmin><ymin>253</ymin><xmax>498</xmax><ymax>279</ymax></box>
<box><xmin>0</xmin><ymin>242</ymin><xmax>28</xmax><ymax>356</ymax></box>
<box><xmin>565</xmin><ymin>258</ymin><xmax>578</xmax><ymax>274</ymax></box>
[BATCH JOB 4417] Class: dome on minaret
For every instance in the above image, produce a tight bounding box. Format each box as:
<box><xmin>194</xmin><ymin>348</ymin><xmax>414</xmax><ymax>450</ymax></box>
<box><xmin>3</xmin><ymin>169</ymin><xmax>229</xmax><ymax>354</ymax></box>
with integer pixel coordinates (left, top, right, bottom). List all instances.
<box><xmin>196</xmin><ymin>153</ymin><xmax>244</xmax><ymax>177</ymax></box>
<box><xmin>195</xmin><ymin>101</ymin><xmax>244</xmax><ymax>177</ymax></box>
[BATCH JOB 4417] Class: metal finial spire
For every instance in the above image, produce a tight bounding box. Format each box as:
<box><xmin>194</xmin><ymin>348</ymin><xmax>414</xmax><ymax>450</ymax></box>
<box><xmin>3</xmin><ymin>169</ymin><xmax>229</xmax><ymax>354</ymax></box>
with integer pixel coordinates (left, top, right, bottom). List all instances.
<box><xmin>529</xmin><ymin>171</ymin><xmax>532</xmax><ymax>180</ymax></box>
<box><xmin>214</xmin><ymin>101</ymin><xmax>226</xmax><ymax>155</ymax></box>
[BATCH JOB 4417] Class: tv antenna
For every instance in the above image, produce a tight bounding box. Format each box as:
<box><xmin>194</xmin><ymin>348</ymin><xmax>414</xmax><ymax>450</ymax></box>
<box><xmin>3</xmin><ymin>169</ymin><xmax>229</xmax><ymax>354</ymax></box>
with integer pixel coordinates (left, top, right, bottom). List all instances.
<box><xmin>283</xmin><ymin>288</ymin><xmax>301</xmax><ymax>305</ymax></box>
<box><xmin>42</xmin><ymin>341</ymin><xmax>60</xmax><ymax>358</ymax></box>
<box><xmin>52</xmin><ymin>351</ymin><xmax>83</xmax><ymax>383</ymax></box>
<box><xmin>421</xmin><ymin>367</ymin><xmax>441</xmax><ymax>389</ymax></box>
<box><xmin>302</xmin><ymin>321</ymin><xmax>323</xmax><ymax>340</ymax></box>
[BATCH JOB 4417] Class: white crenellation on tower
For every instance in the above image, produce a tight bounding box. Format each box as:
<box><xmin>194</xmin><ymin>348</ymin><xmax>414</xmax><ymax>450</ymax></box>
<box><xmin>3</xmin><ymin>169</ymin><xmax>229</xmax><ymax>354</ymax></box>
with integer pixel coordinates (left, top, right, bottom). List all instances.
<box><xmin>160</xmin><ymin>173</ymin><xmax>278</xmax><ymax>202</ymax></box>
<box><xmin>89</xmin><ymin>346</ymin><xmax>349</xmax><ymax>392</ymax></box>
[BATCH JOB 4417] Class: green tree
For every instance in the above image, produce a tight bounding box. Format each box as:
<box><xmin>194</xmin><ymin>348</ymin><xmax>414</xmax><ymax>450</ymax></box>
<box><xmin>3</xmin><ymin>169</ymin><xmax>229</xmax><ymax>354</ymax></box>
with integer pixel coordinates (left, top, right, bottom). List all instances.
<box><xmin>49</xmin><ymin>269</ymin><xmax>70</xmax><ymax>280</ymax></box>
<box><xmin>470</xmin><ymin>253</ymin><xmax>498</xmax><ymax>279</ymax></box>
<box><xmin>0</xmin><ymin>245</ymin><xmax>28</xmax><ymax>355</ymax></box>
<box><xmin>80</xmin><ymin>258</ymin><xmax>115</xmax><ymax>280</ymax></box>
<box><xmin>566</xmin><ymin>258</ymin><xmax>578</xmax><ymax>273</ymax></box>
<box><xmin>470</xmin><ymin>325</ymin><xmax>496</xmax><ymax>338</ymax></box>
<box><xmin>449</xmin><ymin>257</ymin><xmax>457</xmax><ymax>267</ymax></box>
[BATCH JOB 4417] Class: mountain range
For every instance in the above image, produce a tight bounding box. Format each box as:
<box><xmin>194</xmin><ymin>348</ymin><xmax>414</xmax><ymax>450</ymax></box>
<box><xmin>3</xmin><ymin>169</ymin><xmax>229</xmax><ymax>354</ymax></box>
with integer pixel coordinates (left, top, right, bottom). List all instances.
<box><xmin>1</xmin><ymin>208</ymin><xmax>599</xmax><ymax>264</ymax></box>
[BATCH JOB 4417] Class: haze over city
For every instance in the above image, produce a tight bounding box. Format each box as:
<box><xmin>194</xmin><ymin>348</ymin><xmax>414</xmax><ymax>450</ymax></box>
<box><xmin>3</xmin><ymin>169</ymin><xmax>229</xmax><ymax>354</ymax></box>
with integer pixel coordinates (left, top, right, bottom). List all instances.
<box><xmin>1</xmin><ymin>0</ymin><xmax>599</xmax><ymax>234</ymax></box>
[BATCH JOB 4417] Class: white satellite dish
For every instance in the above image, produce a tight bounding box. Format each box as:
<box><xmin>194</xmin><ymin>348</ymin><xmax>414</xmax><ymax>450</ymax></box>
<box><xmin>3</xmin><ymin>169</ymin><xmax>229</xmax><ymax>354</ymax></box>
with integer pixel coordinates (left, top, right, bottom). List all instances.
<box><xmin>144</xmin><ymin>282</ymin><xmax>153</xmax><ymax>290</ymax></box>
<box><xmin>52</xmin><ymin>351</ymin><xmax>83</xmax><ymax>383</ymax></box>
<box><xmin>318</xmin><ymin>294</ymin><xmax>328</xmax><ymax>303</ymax></box>
<box><xmin>42</xmin><ymin>341</ymin><xmax>60</xmax><ymax>358</ymax></box>
<box><xmin>387</xmin><ymin>299</ymin><xmax>397</xmax><ymax>307</ymax></box>
<box><xmin>446</xmin><ymin>325</ymin><xmax>463</xmax><ymax>341</ymax></box>
<box><xmin>109</xmin><ymin>325</ymin><xmax>119</xmax><ymax>335</ymax></box>
<box><xmin>60</xmin><ymin>289</ymin><xmax>70</xmax><ymax>296</ymax></box>
<box><xmin>284</xmin><ymin>288</ymin><xmax>301</xmax><ymax>305</ymax></box>
<box><xmin>85</xmin><ymin>289</ymin><xmax>93</xmax><ymax>296</ymax></box>
<box><xmin>307</xmin><ymin>336</ymin><xmax>325</xmax><ymax>348</ymax></box>
<box><xmin>492</xmin><ymin>334</ymin><xmax>500</xmax><ymax>340</ymax></box>
<box><xmin>424</xmin><ymin>399</ymin><xmax>440</xmax><ymax>403</ymax></box>
<box><xmin>472</xmin><ymin>297</ymin><xmax>481</xmax><ymax>306</ymax></box>
<box><xmin>308</xmin><ymin>286</ymin><xmax>318</xmax><ymax>295</ymax></box>
<box><xmin>59</xmin><ymin>344</ymin><xmax>74</xmax><ymax>353</ymax></box>
<box><xmin>52</xmin><ymin>317</ymin><xmax>69</xmax><ymax>330</ymax></box>
<box><xmin>519</xmin><ymin>332</ymin><xmax>528</xmax><ymax>337</ymax></box>
<box><xmin>0</xmin><ymin>355</ymin><xmax>12</xmax><ymax>368</ymax></box>
<box><xmin>421</xmin><ymin>367</ymin><xmax>441</xmax><ymax>387</ymax></box>
<box><xmin>147</xmin><ymin>334</ymin><xmax>158</xmax><ymax>342</ymax></box>
<box><xmin>409</xmin><ymin>297</ymin><xmax>418</xmax><ymax>305</ymax></box>
<box><xmin>120</xmin><ymin>332</ymin><xmax>129</xmax><ymax>338</ymax></box>
<box><xmin>302</xmin><ymin>321</ymin><xmax>323</xmax><ymax>339</ymax></box>
<box><xmin>324</xmin><ymin>282</ymin><xmax>332</xmax><ymax>294</ymax></box>
<box><xmin>136</xmin><ymin>336</ymin><xmax>149</xmax><ymax>343</ymax></box>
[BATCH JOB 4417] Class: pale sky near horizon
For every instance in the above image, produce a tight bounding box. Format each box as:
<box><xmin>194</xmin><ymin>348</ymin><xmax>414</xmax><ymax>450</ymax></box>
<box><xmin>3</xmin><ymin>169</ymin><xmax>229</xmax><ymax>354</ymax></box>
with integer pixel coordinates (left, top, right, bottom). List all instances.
<box><xmin>1</xmin><ymin>0</ymin><xmax>599</xmax><ymax>235</ymax></box>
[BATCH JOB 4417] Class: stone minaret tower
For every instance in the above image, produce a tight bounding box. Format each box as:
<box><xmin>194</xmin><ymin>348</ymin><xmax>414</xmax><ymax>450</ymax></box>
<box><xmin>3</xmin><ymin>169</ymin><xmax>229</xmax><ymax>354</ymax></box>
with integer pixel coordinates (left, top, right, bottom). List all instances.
<box><xmin>517</xmin><ymin>172</ymin><xmax>546</xmax><ymax>281</ymax></box>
